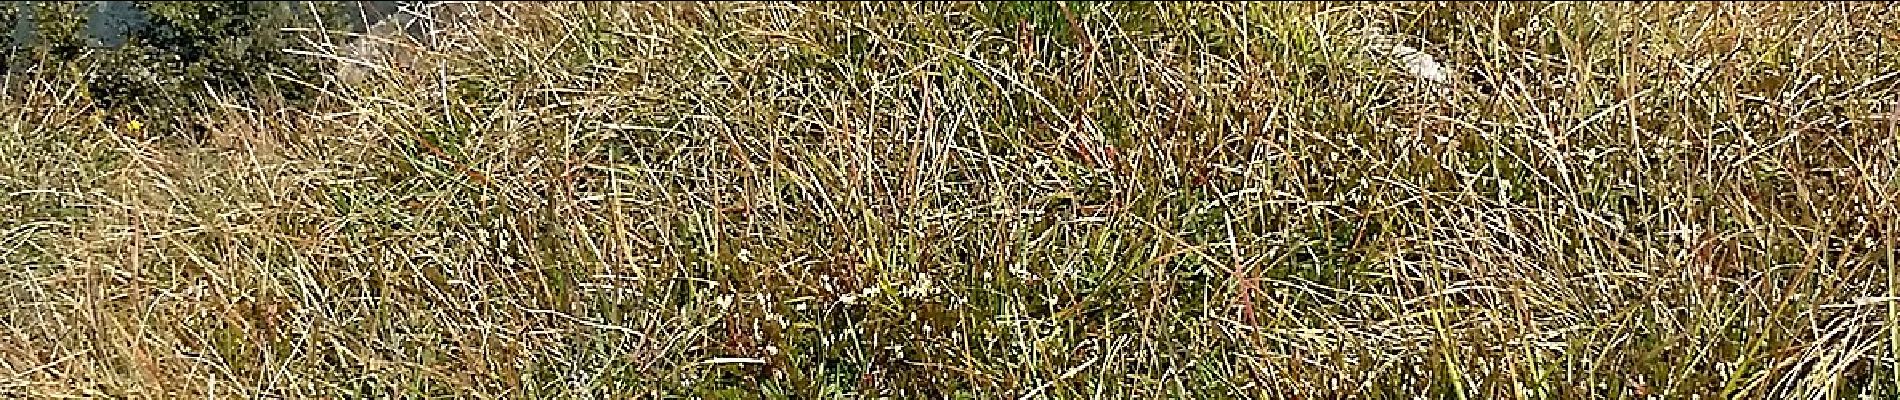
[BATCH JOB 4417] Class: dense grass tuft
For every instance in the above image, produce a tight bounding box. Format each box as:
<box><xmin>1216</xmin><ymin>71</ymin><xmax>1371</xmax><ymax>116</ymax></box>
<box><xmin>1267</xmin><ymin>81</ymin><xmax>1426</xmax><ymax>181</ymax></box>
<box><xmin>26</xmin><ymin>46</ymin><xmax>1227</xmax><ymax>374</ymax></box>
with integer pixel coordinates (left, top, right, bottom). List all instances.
<box><xmin>4</xmin><ymin>2</ymin><xmax>1900</xmax><ymax>398</ymax></box>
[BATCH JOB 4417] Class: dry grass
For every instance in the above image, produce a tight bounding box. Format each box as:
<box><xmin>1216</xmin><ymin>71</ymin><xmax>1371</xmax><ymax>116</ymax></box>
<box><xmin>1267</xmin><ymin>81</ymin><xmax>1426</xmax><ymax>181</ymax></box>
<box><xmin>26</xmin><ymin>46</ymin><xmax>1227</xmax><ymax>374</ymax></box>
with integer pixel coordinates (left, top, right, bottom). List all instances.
<box><xmin>4</xmin><ymin>1</ymin><xmax>1900</xmax><ymax>398</ymax></box>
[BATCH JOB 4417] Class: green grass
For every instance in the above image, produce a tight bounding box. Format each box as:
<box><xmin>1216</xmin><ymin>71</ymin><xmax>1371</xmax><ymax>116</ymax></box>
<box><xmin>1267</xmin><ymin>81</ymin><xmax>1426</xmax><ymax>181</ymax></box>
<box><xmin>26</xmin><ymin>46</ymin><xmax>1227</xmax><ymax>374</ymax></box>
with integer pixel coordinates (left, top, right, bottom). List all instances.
<box><xmin>4</xmin><ymin>1</ymin><xmax>1900</xmax><ymax>398</ymax></box>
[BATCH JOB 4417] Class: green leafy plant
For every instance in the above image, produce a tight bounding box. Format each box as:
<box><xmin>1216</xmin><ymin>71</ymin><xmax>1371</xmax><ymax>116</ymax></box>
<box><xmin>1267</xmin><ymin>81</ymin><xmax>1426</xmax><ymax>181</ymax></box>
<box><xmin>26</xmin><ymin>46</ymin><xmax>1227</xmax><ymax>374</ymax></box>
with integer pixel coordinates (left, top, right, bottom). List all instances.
<box><xmin>7</xmin><ymin>1</ymin><xmax>353</xmax><ymax>136</ymax></box>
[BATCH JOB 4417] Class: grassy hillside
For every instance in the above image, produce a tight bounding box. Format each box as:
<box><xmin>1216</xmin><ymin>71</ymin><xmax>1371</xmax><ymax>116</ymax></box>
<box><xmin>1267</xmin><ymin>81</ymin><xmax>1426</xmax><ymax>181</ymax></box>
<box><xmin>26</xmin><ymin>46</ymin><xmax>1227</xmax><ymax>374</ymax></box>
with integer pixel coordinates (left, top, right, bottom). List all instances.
<box><xmin>4</xmin><ymin>2</ymin><xmax>1900</xmax><ymax>398</ymax></box>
